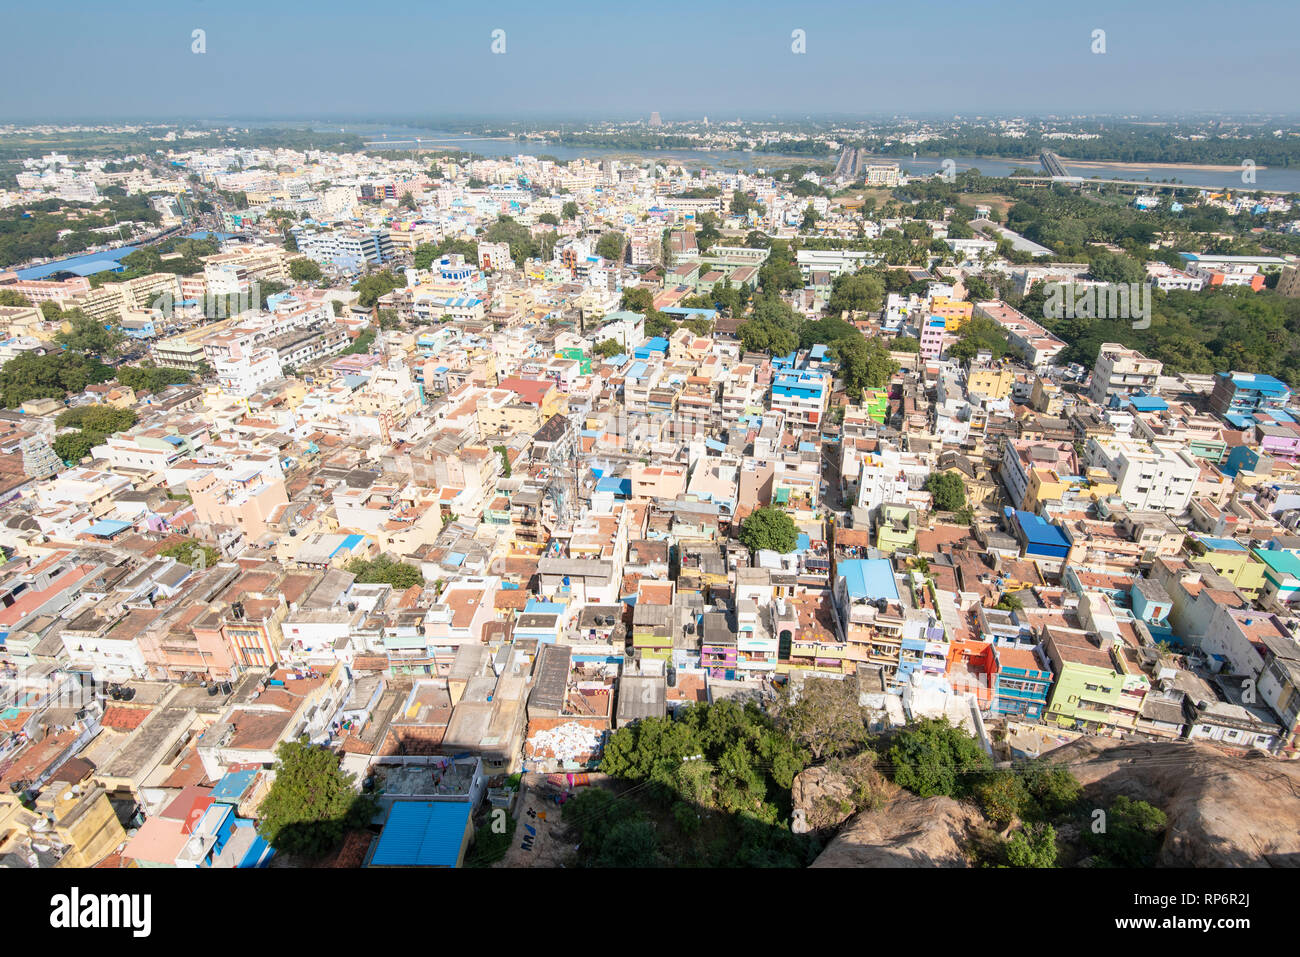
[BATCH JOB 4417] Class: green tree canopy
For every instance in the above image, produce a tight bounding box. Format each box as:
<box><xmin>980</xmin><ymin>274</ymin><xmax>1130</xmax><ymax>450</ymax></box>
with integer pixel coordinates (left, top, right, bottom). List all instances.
<box><xmin>255</xmin><ymin>739</ymin><xmax>377</xmax><ymax>859</ymax></box>
<box><xmin>347</xmin><ymin>554</ymin><xmax>424</xmax><ymax>590</ymax></box>
<box><xmin>159</xmin><ymin>539</ymin><xmax>221</xmax><ymax>568</ymax></box>
<box><xmin>352</xmin><ymin>270</ymin><xmax>404</xmax><ymax>309</ymax></box>
<box><xmin>739</xmin><ymin>506</ymin><xmax>798</xmax><ymax>554</ymax></box>
<box><xmin>827</xmin><ymin>271</ymin><xmax>885</xmax><ymax>315</ymax></box>
<box><xmin>773</xmin><ymin>676</ymin><xmax>873</xmax><ymax>762</ymax></box>
<box><xmin>54</xmin><ymin>311</ymin><xmax>124</xmax><ymax>358</ymax></box>
<box><xmin>289</xmin><ymin>258</ymin><xmax>323</xmax><ymax>283</ymax></box>
<box><xmin>886</xmin><ymin>718</ymin><xmax>992</xmax><ymax>798</ymax></box>
<box><xmin>595</xmin><ymin>231</ymin><xmax>626</xmax><ymax>263</ymax></box>
<box><xmin>924</xmin><ymin>471</ymin><xmax>967</xmax><ymax>512</ymax></box>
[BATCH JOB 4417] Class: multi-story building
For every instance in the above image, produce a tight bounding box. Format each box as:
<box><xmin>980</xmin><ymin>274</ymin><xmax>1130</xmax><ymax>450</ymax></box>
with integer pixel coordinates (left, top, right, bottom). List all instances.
<box><xmin>769</xmin><ymin>369</ymin><xmax>829</xmax><ymax>432</ymax></box>
<box><xmin>1089</xmin><ymin>343</ymin><xmax>1163</xmax><ymax>405</ymax></box>
<box><xmin>1208</xmin><ymin>372</ymin><xmax>1292</xmax><ymax>424</ymax></box>
<box><xmin>1085</xmin><ymin>438</ymin><xmax>1199</xmax><ymax>513</ymax></box>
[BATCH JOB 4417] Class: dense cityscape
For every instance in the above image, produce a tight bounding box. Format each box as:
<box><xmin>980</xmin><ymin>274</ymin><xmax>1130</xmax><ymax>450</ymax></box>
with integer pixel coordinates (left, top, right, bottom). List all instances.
<box><xmin>0</xmin><ymin>10</ymin><xmax>1297</xmax><ymax>933</ymax></box>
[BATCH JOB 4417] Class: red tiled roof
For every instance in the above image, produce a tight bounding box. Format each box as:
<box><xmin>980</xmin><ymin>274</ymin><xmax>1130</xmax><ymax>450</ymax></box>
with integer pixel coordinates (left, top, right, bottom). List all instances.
<box><xmin>101</xmin><ymin>705</ymin><xmax>152</xmax><ymax>731</ymax></box>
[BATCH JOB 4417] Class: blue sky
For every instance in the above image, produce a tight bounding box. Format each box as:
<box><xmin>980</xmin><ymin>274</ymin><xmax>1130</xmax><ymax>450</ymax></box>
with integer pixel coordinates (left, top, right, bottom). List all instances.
<box><xmin>1</xmin><ymin>0</ymin><xmax>1297</xmax><ymax>120</ymax></box>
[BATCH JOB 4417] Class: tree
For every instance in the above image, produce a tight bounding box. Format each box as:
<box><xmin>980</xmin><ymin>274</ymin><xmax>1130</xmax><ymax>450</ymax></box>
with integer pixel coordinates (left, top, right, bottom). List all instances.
<box><xmin>159</xmin><ymin>539</ymin><xmax>221</xmax><ymax>568</ymax></box>
<box><xmin>53</xmin><ymin>431</ymin><xmax>102</xmax><ymax>463</ymax></box>
<box><xmin>948</xmin><ymin>315</ymin><xmax>1011</xmax><ymax>362</ymax></box>
<box><xmin>595</xmin><ymin>231</ymin><xmax>626</xmax><ymax>263</ymax></box>
<box><xmin>739</xmin><ymin>506</ymin><xmax>798</xmax><ymax>554</ymax></box>
<box><xmin>827</xmin><ymin>272</ymin><xmax>885</xmax><ymax>315</ymax></box>
<box><xmin>0</xmin><ymin>290</ymin><xmax>32</xmax><ymax>307</ymax></box>
<box><xmin>492</xmin><ymin>444</ymin><xmax>511</xmax><ymax>478</ymax></box>
<box><xmin>593</xmin><ymin>338</ymin><xmax>623</xmax><ymax>358</ymax></box>
<box><xmin>835</xmin><ymin>334</ymin><xmax>897</xmax><ymax>395</ymax></box>
<box><xmin>341</xmin><ymin>328</ymin><xmax>376</xmax><ymax>355</ymax></box>
<box><xmin>255</xmin><ymin>739</ymin><xmax>377</xmax><ymax>859</ymax></box>
<box><xmin>485</xmin><ymin>216</ymin><xmax>539</xmax><ymax>264</ymax></box>
<box><xmin>347</xmin><ymin>554</ymin><xmax>424</xmax><ymax>590</ymax></box>
<box><xmin>352</xmin><ymin>271</ymin><xmax>404</xmax><ymax>309</ymax></box>
<box><xmin>116</xmin><ymin>363</ymin><xmax>194</xmax><ymax>394</ymax></box>
<box><xmin>562</xmin><ymin>200</ymin><xmax>579</xmax><ymax>221</ymax></box>
<box><xmin>995</xmin><ymin>592</ymin><xmax>1024</xmax><ymax>612</ymax></box>
<box><xmin>56</xmin><ymin>405</ymin><xmax>136</xmax><ymax>434</ymax></box>
<box><xmin>413</xmin><ymin>238</ymin><xmax>478</xmax><ymax>270</ymax></box>
<box><xmin>54</xmin><ymin>312</ymin><xmax>124</xmax><ymax>358</ymax></box>
<box><xmin>924</xmin><ymin>472</ymin><xmax>967</xmax><ymax>512</ymax></box>
<box><xmin>886</xmin><ymin>718</ymin><xmax>992</xmax><ymax>798</ymax></box>
<box><xmin>1022</xmin><ymin>764</ymin><xmax>1082</xmax><ymax>819</ymax></box>
<box><xmin>1088</xmin><ymin>249</ymin><xmax>1145</xmax><ymax>286</ymax></box>
<box><xmin>1086</xmin><ymin>796</ymin><xmax>1167</xmax><ymax>867</ymax></box>
<box><xmin>774</xmin><ymin>677</ymin><xmax>873</xmax><ymax>762</ymax></box>
<box><xmin>0</xmin><ymin>351</ymin><xmax>114</xmax><ymax>408</ymax></box>
<box><xmin>399</xmin><ymin>192</ymin><xmax>417</xmax><ymax>211</ymax></box>
<box><xmin>964</xmin><ymin>275</ymin><xmax>995</xmax><ymax>300</ymax></box>
<box><xmin>975</xmin><ymin>774</ymin><xmax>1031</xmax><ymax>828</ymax></box>
<box><xmin>289</xmin><ymin>259</ymin><xmax>323</xmax><ymax>283</ymax></box>
<box><xmin>730</xmin><ymin>190</ymin><xmax>757</xmax><ymax>217</ymax></box>
<box><xmin>695</xmin><ymin>212</ymin><xmax>721</xmax><ymax>253</ymax></box>
<box><xmin>1004</xmin><ymin>823</ymin><xmax>1058</xmax><ymax>868</ymax></box>
<box><xmin>537</xmin><ymin>212</ymin><xmax>559</xmax><ymax>226</ymax></box>
<box><xmin>620</xmin><ymin>287</ymin><xmax>654</xmax><ymax>313</ymax></box>
<box><xmin>801</xmin><ymin>205</ymin><xmax>820</xmax><ymax>231</ymax></box>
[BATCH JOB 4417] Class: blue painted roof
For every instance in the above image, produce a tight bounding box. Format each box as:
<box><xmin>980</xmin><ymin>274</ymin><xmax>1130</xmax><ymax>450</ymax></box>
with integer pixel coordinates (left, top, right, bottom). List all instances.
<box><xmin>330</xmin><ymin>534</ymin><xmax>365</xmax><ymax>558</ymax></box>
<box><xmin>525</xmin><ymin>600</ymin><xmax>566</xmax><ymax>614</ymax></box>
<box><xmin>809</xmin><ymin>344</ymin><xmax>828</xmax><ymax>360</ymax></box>
<box><xmin>369</xmin><ymin>801</ymin><xmax>471</xmax><ymax>868</ymax></box>
<box><xmin>211</xmin><ymin>769</ymin><xmax>258</xmax><ymax>804</ymax></box>
<box><xmin>85</xmin><ymin>519</ymin><xmax>131</xmax><ymax>537</ymax></box>
<box><xmin>1197</xmin><ymin>536</ymin><xmax>1245</xmax><ymax>552</ymax></box>
<box><xmin>15</xmin><ymin>246</ymin><xmax>141</xmax><ymax>279</ymax></box>
<box><xmin>595</xmin><ymin>476</ymin><xmax>631</xmax><ymax>496</ymax></box>
<box><xmin>796</xmin><ymin>533</ymin><xmax>811</xmax><ymax>552</ymax></box>
<box><xmin>1226</xmin><ymin>372</ymin><xmax>1289</xmax><ymax>393</ymax></box>
<box><xmin>1126</xmin><ymin>395</ymin><xmax>1168</xmax><ymax>412</ymax></box>
<box><xmin>1011</xmin><ymin>509</ymin><xmax>1070</xmax><ymax>548</ymax></box>
<box><xmin>838</xmin><ymin>559</ymin><xmax>899</xmax><ymax>603</ymax></box>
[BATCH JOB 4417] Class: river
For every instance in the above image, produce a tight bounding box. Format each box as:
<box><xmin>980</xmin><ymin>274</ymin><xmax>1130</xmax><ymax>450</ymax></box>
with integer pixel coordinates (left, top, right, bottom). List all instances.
<box><xmin>335</xmin><ymin>124</ymin><xmax>1300</xmax><ymax>192</ymax></box>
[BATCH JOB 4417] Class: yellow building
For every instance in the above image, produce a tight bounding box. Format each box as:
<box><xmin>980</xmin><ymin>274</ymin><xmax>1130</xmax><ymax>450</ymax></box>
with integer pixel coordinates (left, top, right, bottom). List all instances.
<box><xmin>1024</xmin><ymin>468</ymin><xmax>1069</xmax><ymax>512</ymax></box>
<box><xmin>967</xmin><ymin>365</ymin><xmax>1015</xmax><ymax>401</ymax></box>
<box><xmin>931</xmin><ymin>296</ymin><xmax>973</xmax><ymax>332</ymax></box>
<box><xmin>0</xmin><ymin>782</ymin><xmax>126</xmax><ymax>868</ymax></box>
<box><xmin>1189</xmin><ymin>537</ymin><xmax>1267</xmax><ymax>598</ymax></box>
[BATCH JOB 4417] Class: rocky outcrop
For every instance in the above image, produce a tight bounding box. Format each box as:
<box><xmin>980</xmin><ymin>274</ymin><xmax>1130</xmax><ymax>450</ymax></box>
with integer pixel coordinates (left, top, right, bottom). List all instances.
<box><xmin>811</xmin><ymin>794</ymin><xmax>985</xmax><ymax>867</ymax></box>
<box><xmin>791</xmin><ymin>753</ymin><xmax>894</xmax><ymax>833</ymax></box>
<box><xmin>1043</xmin><ymin>738</ymin><xmax>1300</xmax><ymax>868</ymax></box>
<box><xmin>810</xmin><ymin>739</ymin><xmax>1300</xmax><ymax>867</ymax></box>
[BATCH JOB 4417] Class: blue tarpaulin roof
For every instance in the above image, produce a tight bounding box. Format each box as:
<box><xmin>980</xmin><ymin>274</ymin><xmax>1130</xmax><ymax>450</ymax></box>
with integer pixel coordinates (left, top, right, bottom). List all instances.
<box><xmin>368</xmin><ymin>801</ymin><xmax>471</xmax><ymax>868</ymax></box>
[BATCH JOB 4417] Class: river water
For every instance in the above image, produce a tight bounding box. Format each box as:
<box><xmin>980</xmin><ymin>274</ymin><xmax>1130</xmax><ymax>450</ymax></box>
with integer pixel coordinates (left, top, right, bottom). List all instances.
<box><xmin>337</xmin><ymin>124</ymin><xmax>1300</xmax><ymax>192</ymax></box>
